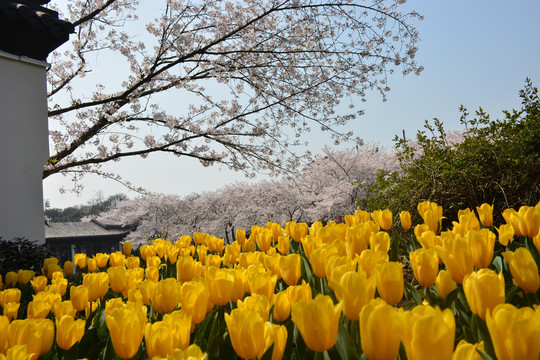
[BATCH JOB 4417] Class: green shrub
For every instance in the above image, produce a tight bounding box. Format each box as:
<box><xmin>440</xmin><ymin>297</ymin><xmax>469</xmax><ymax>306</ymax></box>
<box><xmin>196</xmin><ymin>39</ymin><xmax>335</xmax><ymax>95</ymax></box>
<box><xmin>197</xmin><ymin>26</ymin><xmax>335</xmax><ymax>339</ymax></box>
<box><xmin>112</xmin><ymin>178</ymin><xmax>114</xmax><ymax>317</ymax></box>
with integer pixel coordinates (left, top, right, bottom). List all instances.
<box><xmin>361</xmin><ymin>78</ymin><xmax>540</xmax><ymax>227</ymax></box>
<box><xmin>0</xmin><ymin>238</ymin><xmax>55</xmax><ymax>277</ymax></box>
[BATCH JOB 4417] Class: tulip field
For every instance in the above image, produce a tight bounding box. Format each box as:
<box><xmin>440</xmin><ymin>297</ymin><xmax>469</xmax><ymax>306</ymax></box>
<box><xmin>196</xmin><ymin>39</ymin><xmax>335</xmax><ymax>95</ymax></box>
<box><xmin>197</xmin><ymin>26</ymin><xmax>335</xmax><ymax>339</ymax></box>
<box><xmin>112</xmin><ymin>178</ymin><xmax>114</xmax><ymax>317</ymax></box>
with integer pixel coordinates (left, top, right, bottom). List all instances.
<box><xmin>1</xmin><ymin>201</ymin><xmax>540</xmax><ymax>360</ymax></box>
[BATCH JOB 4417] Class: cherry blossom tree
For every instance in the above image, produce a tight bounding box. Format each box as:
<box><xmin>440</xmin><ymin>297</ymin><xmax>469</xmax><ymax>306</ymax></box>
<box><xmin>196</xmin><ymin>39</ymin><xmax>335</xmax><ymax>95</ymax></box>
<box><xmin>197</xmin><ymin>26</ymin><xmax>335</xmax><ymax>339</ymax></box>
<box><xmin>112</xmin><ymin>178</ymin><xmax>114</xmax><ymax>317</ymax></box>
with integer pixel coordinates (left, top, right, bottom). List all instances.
<box><xmin>46</xmin><ymin>0</ymin><xmax>422</xmax><ymax>191</ymax></box>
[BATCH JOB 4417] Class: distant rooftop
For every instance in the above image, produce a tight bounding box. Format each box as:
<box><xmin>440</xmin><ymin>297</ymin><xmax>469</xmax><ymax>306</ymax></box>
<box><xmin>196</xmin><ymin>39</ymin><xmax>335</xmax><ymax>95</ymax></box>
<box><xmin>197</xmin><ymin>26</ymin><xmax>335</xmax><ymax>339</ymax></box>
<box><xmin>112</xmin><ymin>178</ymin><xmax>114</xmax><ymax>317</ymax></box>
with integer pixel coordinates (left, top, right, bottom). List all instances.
<box><xmin>45</xmin><ymin>219</ymin><xmax>132</xmax><ymax>240</ymax></box>
<box><xmin>0</xmin><ymin>0</ymin><xmax>74</xmax><ymax>61</ymax></box>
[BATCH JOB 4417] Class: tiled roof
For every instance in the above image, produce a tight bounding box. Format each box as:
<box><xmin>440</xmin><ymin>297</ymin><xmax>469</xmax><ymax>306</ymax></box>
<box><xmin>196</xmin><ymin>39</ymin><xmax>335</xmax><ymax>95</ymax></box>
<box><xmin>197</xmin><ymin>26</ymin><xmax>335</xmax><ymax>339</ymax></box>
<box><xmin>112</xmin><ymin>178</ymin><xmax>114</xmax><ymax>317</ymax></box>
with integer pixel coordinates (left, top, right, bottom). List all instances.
<box><xmin>0</xmin><ymin>0</ymin><xmax>74</xmax><ymax>61</ymax></box>
<box><xmin>45</xmin><ymin>219</ymin><xmax>132</xmax><ymax>240</ymax></box>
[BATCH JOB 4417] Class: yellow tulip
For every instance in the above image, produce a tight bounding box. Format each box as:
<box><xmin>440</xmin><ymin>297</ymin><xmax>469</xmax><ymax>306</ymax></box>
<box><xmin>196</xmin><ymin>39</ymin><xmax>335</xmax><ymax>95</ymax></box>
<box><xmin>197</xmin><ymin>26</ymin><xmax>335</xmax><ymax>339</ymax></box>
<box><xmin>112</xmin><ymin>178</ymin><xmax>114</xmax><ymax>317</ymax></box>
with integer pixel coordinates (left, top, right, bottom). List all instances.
<box><xmin>30</xmin><ymin>276</ymin><xmax>47</xmax><ymax>294</ymax></box>
<box><xmin>0</xmin><ymin>344</ymin><xmax>34</xmax><ymax>360</ymax></box>
<box><xmin>205</xmin><ymin>266</ymin><xmax>235</xmax><ymax>306</ymax></box>
<box><xmin>106</xmin><ymin>306</ymin><xmax>146</xmax><ymax>359</ymax></box>
<box><xmin>278</xmin><ymin>254</ymin><xmax>301</xmax><ymax>286</ymax></box>
<box><xmin>359</xmin><ymin>298</ymin><xmax>400</xmax><ymax>360</ymax></box>
<box><xmin>476</xmin><ymin>203</ymin><xmax>494</xmax><ymax>227</ymax></box>
<box><xmin>122</xmin><ymin>241</ymin><xmax>133</xmax><ymax>256</ymax></box>
<box><xmin>410</xmin><ymin>247</ymin><xmax>439</xmax><ymax>287</ymax></box>
<box><xmin>355</xmin><ymin>249</ymin><xmax>388</xmax><ymax>278</ymax></box>
<box><xmin>268</xmin><ymin>323</ymin><xmax>287</xmax><ymax>360</ymax></box>
<box><xmin>0</xmin><ymin>288</ymin><xmax>21</xmax><ymax>305</ymax></box>
<box><xmin>287</xmin><ymin>280</ymin><xmax>312</xmax><ymax>305</ymax></box>
<box><xmin>276</xmin><ymin>235</ymin><xmax>290</xmax><ymax>255</ymax></box>
<box><xmin>291</xmin><ymin>294</ymin><xmax>342</xmax><ymax>352</ymax></box>
<box><xmin>107</xmin><ymin>266</ymin><xmax>128</xmax><ymax>293</ymax></box>
<box><xmin>126</xmin><ymin>256</ymin><xmax>140</xmax><ymax>269</ymax></box>
<box><xmin>435</xmin><ymin>269</ymin><xmax>456</xmax><ymax>299</ymax></box>
<box><xmin>180</xmin><ymin>279</ymin><xmax>211</xmax><ymax>325</ymax></box>
<box><xmin>371</xmin><ymin>209</ymin><xmax>393</xmax><ymax>230</ymax></box>
<box><xmin>345</xmin><ymin>221</ymin><xmax>376</xmax><ymax>257</ymax></box>
<box><xmin>151</xmin><ymin>278</ymin><xmax>180</xmax><ymax>314</ymax></box>
<box><xmin>400</xmin><ymin>210</ymin><xmax>412</xmax><ymax>230</ymax></box>
<box><xmin>56</xmin><ymin>315</ymin><xmax>85</xmax><ymax>350</ymax></box>
<box><xmin>333</xmin><ymin>271</ymin><xmax>376</xmax><ymax>321</ymax></box>
<box><xmin>63</xmin><ymin>261</ymin><xmax>75</xmax><ymax>277</ymax></box>
<box><xmin>8</xmin><ymin>318</ymin><xmax>55</xmax><ymax>360</ymax></box>
<box><xmin>0</xmin><ymin>315</ymin><xmax>9</xmax><ymax>353</ymax></box>
<box><xmin>421</xmin><ymin>209</ymin><xmax>443</xmax><ymax>234</ymax></box>
<box><xmin>94</xmin><ymin>253</ymin><xmax>110</xmax><ymax>268</ymax></box>
<box><xmin>27</xmin><ymin>300</ymin><xmax>52</xmax><ymax>319</ymax></box>
<box><xmin>435</xmin><ymin>234</ymin><xmax>474</xmax><ymax>284</ymax></box>
<box><xmin>145</xmin><ymin>321</ymin><xmax>175</xmax><ymax>359</ymax></box>
<box><xmin>4</xmin><ymin>272</ymin><xmax>17</xmax><ymax>288</ymax></box>
<box><xmin>17</xmin><ymin>270</ymin><xmax>35</xmax><ymax>286</ymax></box>
<box><xmin>152</xmin><ymin>344</ymin><xmax>206</xmax><ymax>360</ymax></box>
<box><xmin>463</xmin><ymin>269</ymin><xmax>505</xmax><ymax>320</ymax></box>
<box><xmin>87</xmin><ymin>257</ymin><xmax>97</xmax><ymax>273</ymax></box>
<box><xmin>53</xmin><ymin>300</ymin><xmax>77</xmax><ymax>319</ymax></box>
<box><xmin>146</xmin><ymin>266</ymin><xmax>160</xmax><ymax>282</ymax></box>
<box><xmin>287</xmin><ymin>222</ymin><xmax>308</xmax><ymax>243</ymax></box>
<box><xmin>248</xmin><ymin>272</ymin><xmax>277</xmax><ymax>302</ymax></box>
<box><xmin>51</xmin><ymin>275</ymin><xmax>68</xmax><ymax>296</ymax></box>
<box><xmin>70</xmin><ymin>285</ymin><xmax>89</xmax><ymax>312</ymax></box>
<box><xmin>272</xmin><ymin>290</ymin><xmax>291</xmax><ymax>322</ymax></box>
<box><xmin>486</xmin><ymin>303</ymin><xmax>540</xmax><ymax>360</ymax></box>
<box><xmin>3</xmin><ymin>303</ymin><xmax>19</xmax><ymax>322</ymax></box>
<box><xmin>375</xmin><ymin>262</ymin><xmax>403</xmax><ymax>305</ymax></box>
<box><xmin>163</xmin><ymin>309</ymin><xmax>192</xmax><ymax>350</ymax></box>
<box><xmin>109</xmin><ymin>251</ymin><xmax>126</xmax><ymax>267</ymax></box>
<box><xmin>369</xmin><ymin>231</ymin><xmax>391</xmax><ymax>252</ymax></box>
<box><xmin>74</xmin><ymin>253</ymin><xmax>87</xmax><ymax>269</ymax></box>
<box><xmin>496</xmin><ymin>224</ymin><xmax>514</xmax><ymax>246</ymax></box>
<box><xmin>467</xmin><ymin>229</ymin><xmax>496</xmax><ymax>269</ymax></box>
<box><xmin>83</xmin><ymin>272</ymin><xmax>109</xmax><ymax>301</ymax></box>
<box><xmin>451</xmin><ymin>340</ymin><xmax>485</xmax><ymax>360</ymax></box>
<box><xmin>394</xmin><ymin>305</ymin><xmax>455</xmax><ymax>360</ymax></box>
<box><xmin>238</xmin><ymin>294</ymin><xmax>271</xmax><ymax>322</ymax></box>
<box><xmin>225</xmin><ymin>307</ymin><xmax>271</xmax><ymax>359</ymax></box>
<box><xmin>502</xmin><ymin>247</ymin><xmax>540</xmax><ymax>293</ymax></box>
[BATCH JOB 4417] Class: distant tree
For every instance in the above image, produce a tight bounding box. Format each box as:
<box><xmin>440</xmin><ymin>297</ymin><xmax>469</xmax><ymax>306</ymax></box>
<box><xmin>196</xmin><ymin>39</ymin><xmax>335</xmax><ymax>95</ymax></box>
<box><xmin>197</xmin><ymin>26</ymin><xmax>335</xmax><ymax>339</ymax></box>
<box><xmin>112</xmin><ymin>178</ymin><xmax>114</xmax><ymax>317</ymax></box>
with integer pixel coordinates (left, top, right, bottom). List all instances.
<box><xmin>45</xmin><ymin>193</ymin><xmax>128</xmax><ymax>222</ymax></box>
<box><xmin>45</xmin><ymin>0</ymin><xmax>422</xmax><ymax>193</ymax></box>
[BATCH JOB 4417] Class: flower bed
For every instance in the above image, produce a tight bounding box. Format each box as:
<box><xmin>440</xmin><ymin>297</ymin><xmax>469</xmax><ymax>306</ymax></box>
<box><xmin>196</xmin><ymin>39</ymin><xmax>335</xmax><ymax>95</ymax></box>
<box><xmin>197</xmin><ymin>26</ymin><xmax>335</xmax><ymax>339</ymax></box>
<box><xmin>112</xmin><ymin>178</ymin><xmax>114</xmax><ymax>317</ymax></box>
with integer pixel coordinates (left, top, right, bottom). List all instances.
<box><xmin>0</xmin><ymin>201</ymin><xmax>539</xmax><ymax>360</ymax></box>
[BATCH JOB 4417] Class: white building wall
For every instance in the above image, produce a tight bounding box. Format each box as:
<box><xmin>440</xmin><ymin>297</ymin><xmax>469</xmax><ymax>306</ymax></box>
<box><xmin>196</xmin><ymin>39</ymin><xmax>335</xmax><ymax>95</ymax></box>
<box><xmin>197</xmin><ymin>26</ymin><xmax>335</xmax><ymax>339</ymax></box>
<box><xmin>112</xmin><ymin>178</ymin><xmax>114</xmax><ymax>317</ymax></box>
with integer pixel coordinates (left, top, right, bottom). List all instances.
<box><xmin>0</xmin><ymin>52</ymin><xmax>49</xmax><ymax>243</ymax></box>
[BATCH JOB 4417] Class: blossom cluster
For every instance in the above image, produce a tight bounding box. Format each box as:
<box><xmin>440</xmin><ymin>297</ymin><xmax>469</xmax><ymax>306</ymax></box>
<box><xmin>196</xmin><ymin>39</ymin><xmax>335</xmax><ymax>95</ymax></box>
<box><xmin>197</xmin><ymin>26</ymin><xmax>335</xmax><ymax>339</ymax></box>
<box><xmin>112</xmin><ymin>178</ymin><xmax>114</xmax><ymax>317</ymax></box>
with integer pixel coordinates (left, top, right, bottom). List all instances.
<box><xmin>1</xmin><ymin>201</ymin><xmax>540</xmax><ymax>360</ymax></box>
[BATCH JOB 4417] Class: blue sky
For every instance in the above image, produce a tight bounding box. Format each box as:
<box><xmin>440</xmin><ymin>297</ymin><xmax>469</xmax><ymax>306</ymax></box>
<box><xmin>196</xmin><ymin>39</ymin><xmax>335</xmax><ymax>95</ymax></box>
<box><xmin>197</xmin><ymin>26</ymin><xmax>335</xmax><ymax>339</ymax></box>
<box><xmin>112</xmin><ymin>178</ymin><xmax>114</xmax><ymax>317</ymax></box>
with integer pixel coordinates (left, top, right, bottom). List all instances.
<box><xmin>43</xmin><ymin>0</ymin><xmax>540</xmax><ymax>208</ymax></box>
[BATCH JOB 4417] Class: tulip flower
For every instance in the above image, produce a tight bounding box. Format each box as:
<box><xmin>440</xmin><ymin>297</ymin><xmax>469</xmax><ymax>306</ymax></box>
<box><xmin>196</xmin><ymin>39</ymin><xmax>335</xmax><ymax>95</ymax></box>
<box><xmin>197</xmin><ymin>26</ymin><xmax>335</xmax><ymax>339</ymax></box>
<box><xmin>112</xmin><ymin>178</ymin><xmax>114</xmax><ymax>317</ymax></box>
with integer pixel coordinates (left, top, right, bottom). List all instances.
<box><xmin>451</xmin><ymin>340</ymin><xmax>485</xmax><ymax>360</ymax></box>
<box><xmin>371</xmin><ymin>209</ymin><xmax>393</xmax><ymax>230</ymax></box>
<box><xmin>180</xmin><ymin>279</ymin><xmax>211</xmax><ymax>325</ymax></box>
<box><xmin>122</xmin><ymin>241</ymin><xmax>133</xmax><ymax>256</ymax></box>
<box><xmin>375</xmin><ymin>262</ymin><xmax>404</xmax><ymax>305</ymax></box>
<box><xmin>276</xmin><ymin>235</ymin><xmax>290</xmax><ymax>255</ymax></box>
<box><xmin>53</xmin><ymin>300</ymin><xmax>77</xmax><ymax>319</ymax></box>
<box><xmin>435</xmin><ymin>270</ymin><xmax>456</xmax><ymax>299</ymax></box>
<box><xmin>8</xmin><ymin>318</ymin><xmax>55</xmax><ymax>360</ymax></box>
<box><xmin>272</xmin><ymin>290</ymin><xmax>291</xmax><ymax>322</ymax></box>
<box><xmin>17</xmin><ymin>270</ymin><xmax>35</xmax><ymax>286</ymax></box>
<box><xmin>345</xmin><ymin>222</ymin><xmax>376</xmax><ymax>257</ymax></box>
<box><xmin>110</xmin><ymin>251</ymin><xmax>126</xmax><ymax>267</ymax></box>
<box><xmin>267</xmin><ymin>323</ymin><xmax>287</xmax><ymax>360</ymax></box>
<box><xmin>3</xmin><ymin>302</ymin><xmax>19</xmax><ymax>322</ymax></box>
<box><xmin>74</xmin><ymin>253</ymin><xmax>87</xmax><ymax>269</ymax></box>
<box><xmin>56</xmin><ymin>315</ymin><xmax>85</xmax><ymax>350</ymax></box>
<box><xmin>400</xmin><ymin>210</ymin><xmax>412</xmax><ymax>230</ymax></box>
<box><xmin>476</xmin><ymin>203</ymin><xmax>494</xmax><ymax>227</ymax></box>
<box><xmin>333</xmin><ymin>270</ymin><xmax>376</xmax><ymax>321</ymax></box>
<box><xmin>410</xmin><ymin>247</ymin><xmax>439</xmax><ymax>287</ymax></box>
<box><xmin>463</xmin><ymin>269</ymin><xmax>505</xmax><ymax>320</ymax></box>
<box><xmin>30</xmin><ymin>276</ymin><xmax>47</xmax><ymax>294</ymax></box>
<box><xmin>0</xmin><ymin>315</ymin><xmax>9</xmax><ymax>353</ymax></box>
<box><xmin>27</xmin><ymin>300</ymin><xmax>52</xmax><ymax>319</ymax></box>
<box><xmin>108</xmin><ymin>266</ymin><xmax>128</xmax><ymax>293</ymax></box>
<box><xmin>151</xmin><ymin>278</ymin><xmax>180</xmax><ymax>314</ymax></box>
<box><xmin>164</xmin><ymin>310</ymin><xmax>192</xmax><ymax>350</ymax></box>
<box><xmin>355</xmin><ymin>249</ymin><xmax>388</xmax><ymax>278</ymax></box>
<box><xmin>496</xmin><ymin>224</ymin><xmax>514</xmax><ymax>246</ymax></box>
<box><xmin>467</xmin><ymin>229</ymin><xmax>496</xmax><ymax>269</ymax></box>
<box><xmin>394</xmin><ymin>305</ymin><xmax>455</xmax><ymax>360</ymax></box>
<box><xmin>278</xmin><ymin>254</ymin><xmax>301</xmax><ymax>286</ymax></box>
<box><xmin>144</xmin><ymin>321</ymin><xmax>175</xmax><ymax>359</ymax></box>
<box><xmin>94</xmin><ymin>252</ymin><xmax>110</xmax><ymax>268</ymax></box>
<box><xmin>70</xmin><ymin>285</ymin><xmax>89</xmax><ymax>312</ymax></box>
<box><xmin>502</xmin><ymin>247</ymin><xmax>540</xmax><ymax>293</ymax></box>
<box><xmin>4</xmin><ymin>272</ymin><xmax>17</xmax><ymax>287</ymax></box>
<box><xmin>238</xmin><ymin>294</ymin><xmax>271</xmax><ymax>322</ymax></box>
<box><xmin>63</xmin><ymin>261</ymin><xmax>75</xmax><ymax>277</ymax></box>
<box><xmin>287</xmin><ymin>280</ymin><xmax>312</xmax><ymax>305</ymax></box>
<box><xmin>486</xmin><ymin>303</ymin><xmax>540</xmax><ymax>360</ymax></box>
<box><xmin>225</xmin><ymin>307</ymin><xmax>272</xmax><ymax>359</ymax></box>
<box><xmin>205</xmin><ymin>266</ymin><xmax>235</xmax><ymax>306</ymax></box>
<box><xmin>369</xmin><ymin>231</ymin><xmax>391</xmax><ymax>253</ymax></box>
<box><xmin>287</xmin><ymin>222</ymin><xmax>308</xmax><ymax>243</ymax></box>
<box><xmin>0</xmin><ymin>288</ymin><xmax>21</xmax><ymax>305</ymax></box>
<box><xmin>359</xmin><ymin>298</ymin><xmax>400</xmax><ymax>360</ymax></box>
<box><xmin>435</xmin><ymin>234</ymin><xmax>474</xmax><ymax>283</ymax></box>
<box><xmin>421</xmin><ymin>209</ymin><xmax>443</xmax><ymax>234</ymax></box>
<box><xmin>292</xmin><ymin>294</ymin><xmax>343</xmax><ymax>352</ymax></box>
<box><xmin>248</xmin><ymin>272</ymin><xmax>277</xmax><ymax>302</ymax></box>
<box><xmin>0</xmin><ymin>344</ymin><xmax>34</xmax><ymax>360</ymax></box>
<box><xmin>106</xmin><ymin>306</ymin><xmax>147</xmax><ymax>359</ymax></box>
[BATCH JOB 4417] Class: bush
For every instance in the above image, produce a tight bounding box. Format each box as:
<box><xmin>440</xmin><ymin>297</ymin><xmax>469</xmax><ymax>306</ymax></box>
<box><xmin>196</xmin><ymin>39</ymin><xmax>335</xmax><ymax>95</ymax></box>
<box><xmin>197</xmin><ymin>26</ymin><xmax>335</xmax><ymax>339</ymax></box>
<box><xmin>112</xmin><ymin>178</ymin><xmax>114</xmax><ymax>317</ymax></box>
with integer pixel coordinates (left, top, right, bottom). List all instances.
<box><xmin>0</xmin><ymin>238</ymin><xmax>55</xmax><ymax>277</ymax></box>
<box><xmin>361</xmin><ymin>78</ymin><xmax>540</xmax><ymax>226</ymax></box>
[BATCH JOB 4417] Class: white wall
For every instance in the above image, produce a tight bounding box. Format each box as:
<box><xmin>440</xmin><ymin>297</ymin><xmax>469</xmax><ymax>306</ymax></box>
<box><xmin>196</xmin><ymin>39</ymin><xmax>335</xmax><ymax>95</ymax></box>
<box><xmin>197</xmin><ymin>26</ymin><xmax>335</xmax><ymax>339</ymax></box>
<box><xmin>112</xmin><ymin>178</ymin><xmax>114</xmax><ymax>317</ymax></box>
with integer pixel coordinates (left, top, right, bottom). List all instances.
<box><xmin>0</xmin><ymin>52</ymin><xmax>48</xmax><ymax>243</ymax></box>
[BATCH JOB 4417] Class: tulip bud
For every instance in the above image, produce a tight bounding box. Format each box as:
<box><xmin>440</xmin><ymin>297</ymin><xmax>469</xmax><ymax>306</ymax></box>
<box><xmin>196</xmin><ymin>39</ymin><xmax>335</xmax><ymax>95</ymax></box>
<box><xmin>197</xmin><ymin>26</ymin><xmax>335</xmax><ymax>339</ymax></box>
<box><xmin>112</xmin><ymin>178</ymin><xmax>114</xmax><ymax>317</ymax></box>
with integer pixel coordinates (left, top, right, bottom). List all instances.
<box><xmin>144</xmin><ymin>321</ymin><xmax>175</xmax><ymax>359</ymax></box>
<box><xmin>435</xmin><ymin>234</ymin><xmax>474</xmax><ymax>284</ymax></box>
<box><xmin>63</xmin><ymin>261</ymin><xmax>75</xmax><ymax>277</ymax></box>
<box><xmin>74</xmin><ymin>253</ymin><xmax>87</xmax><ymax>269</ymax></box>
<box><xmin>463</xmin><ymin>269</ymin><xmax>505</xmax><ymax>320</ymax></box>
<box><xmin>151</xmin><ymin>278</ymin><xmax>180</xmax><ymax>314</ymax></box>
<box><xmin>225</xmin><ymin>307</ymin><xmax>272</xmax><ymax>359</ymax></box>
<box><xmin>371</xmin><ymin>209</ymin><xmax>393</xmax><ymax>230</ymax></box>
<box><xmin>122</xmin><ymin>241</ymin><xmax>133</xmax><ymax>257</ymax></box>
<box><xmin>291</xmin><ymin>294</ymin><xmax>343</xmax><ymax>352</ymax></box>
<box><xmin>17</xmin><ymin>270</ymin><xmax>35</xmax><ymax>286</ymax></box>
<box><xmin>410</xmin><ymin>247</ymin><xmax>439</xmax><ymax>287</ymax></box>
<box><xmin>56</xmin><ymin>315</ymin><xmax>85</xmax><ymax>350</ymax></box>
<box><xmin>238</xmin><ymin>294</ymin><xmax>271</xmax><ymax>322</ymax></box>
<box><xmin>180</xmin><ymin>279</ymin><xmax>211</xmax><ymax>326</ymax></box>
<box><xmin>451</xmin><ymin>340</ymin><xmax>485</xmax><ymax>360</ymax></box>
<box><xmin>400</xmin><ymin>210</ymin><xmax>412</xmax><ymax>230</ymax></box>
<box><xmin>30</xmin><ymin>276</ymin><xmax>48</xmax><ymax>294</ymax></box>
<box><xmin>333</xmin><ymin>271</ymin><xmax>376</xmax><ymax>321</ymax></box>
<box><xmin>496</xmin><ymin>224</ymin><xmax>514</xmax><ymax>246</ymax></box>
<box><xmin>476</xmin><ymin>203</ymin><xmax>494</xmax><ymax>227</ymax></box>
<box><xmin>272</xmin><ymin>290</ymin><xmax>291</xmax><ymax>322</ymax></box>
<box><xmin>435</xmin><ymin>270</ymin><xmax>456</xmax><ymax>299</ymax></box>
<box><xmin>278</xmin><ymin>254</ymin><xmax>301</xmax><ymax>286</ymax></box>
<box><xmin>106</xmin><ymin>306</ymin><xmax>146</xmax><ymax>359</ymax></box>
<box><xmin>360</xmin><ymin>298</ymin><xmax>400</xmax><ymax>360</ymax></box>
<box><xmin>375</xmin><ymin>262</ymin><xmax>403</xmax><ymax>305</ymax></box>
<box><xmin>502</xmin><ymin>247</ymin><xmax>540</xmax><ymax>293</ymax></box>
<box><xmin>70</xmin><ymin>285</ymin><xmax>89</xmax><ymax>312</ymax></box>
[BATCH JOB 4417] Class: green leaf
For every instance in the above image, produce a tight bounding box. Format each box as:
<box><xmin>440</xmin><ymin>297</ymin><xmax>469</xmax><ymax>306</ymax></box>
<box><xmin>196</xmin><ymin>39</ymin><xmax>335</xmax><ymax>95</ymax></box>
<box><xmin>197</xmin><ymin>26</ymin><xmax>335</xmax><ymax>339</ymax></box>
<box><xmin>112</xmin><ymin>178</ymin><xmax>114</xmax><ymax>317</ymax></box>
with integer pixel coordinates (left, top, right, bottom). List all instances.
<box><xmin>403</xmin><ymin>280</ymin><xmax>422</xmax><ymax>305</ymax></box>
<box><xmin>334</xmin><ymin>321</ymin><xmax>361</xmax><ymax>360</ymax></box>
